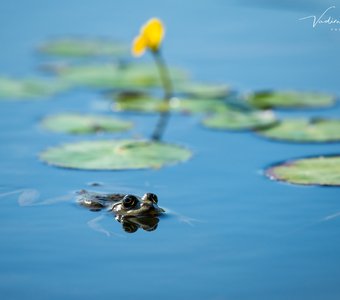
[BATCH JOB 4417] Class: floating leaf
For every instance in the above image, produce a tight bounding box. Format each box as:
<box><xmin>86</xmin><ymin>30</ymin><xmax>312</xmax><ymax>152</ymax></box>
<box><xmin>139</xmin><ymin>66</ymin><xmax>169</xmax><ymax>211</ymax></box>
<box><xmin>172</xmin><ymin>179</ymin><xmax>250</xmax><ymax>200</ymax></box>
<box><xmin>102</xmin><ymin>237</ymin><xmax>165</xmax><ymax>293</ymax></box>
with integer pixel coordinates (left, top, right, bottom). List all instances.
<box><xmin>39</xmin><ymin>38</ymin><xmax>129</xmax><ymax>57</ymax></box>
<box><xmin>114</xmin><ymin>96</ymin><xmax>168</xmax><ymax>113</ymax></box>
<box><xmin>246</xmin><ymin>91</ymin><xmax>335</xmax><ymax>109</ymax></box>
<box><xmin>177</xmin><ymin>82</ymin><xmax>230</xmax><ymax>99</ymax></box>
<box><xmin>41</xmin><ymin>113</ymin><xmax>133</xmax><ymax>134</ymax></box>
<box><xmin>177</xmin><ymin>98</ymin><xmax>227</xmax><ymax>114</ymax></box>
<box><xmin>115</xmin><ymin>90</ymin><xmax>149</xmax><ymax>101</ymax></box>
<box><xmin>40</xmin><ymin>140</ymin><xmax>192</xmax><ymax>170</ymax></box>
<box><xmin>202</xmin><ymin>109</ymin><xmax>277</xmax><ymax>130</ymax></box>
<box><xmin>56</xmin><ymin>64</ymin><xmax>120</xmax><ymax>88</ymax></box>
<box><xmin>0</xmin><ymin>77</ymin><xmax>68</xmax><ymax>100</ymax></box>
<box><xmin>114</xmin><ymin>96</ymin><xmax>227</xmax><ymax>114</ymax></box>
<box><xmin>56</xmin><ymin>63</ymin><xmax>188</xmax><ymax>89</ymax></box>
<box><xmin>257</xmin><ymin>118</ymin><xmax>340</xmax><ymax>142</ymax></box>
<box><xmin>267</xmin><ymin>156</ymin><xmax>340</xmax><ymax>186</ymax></box>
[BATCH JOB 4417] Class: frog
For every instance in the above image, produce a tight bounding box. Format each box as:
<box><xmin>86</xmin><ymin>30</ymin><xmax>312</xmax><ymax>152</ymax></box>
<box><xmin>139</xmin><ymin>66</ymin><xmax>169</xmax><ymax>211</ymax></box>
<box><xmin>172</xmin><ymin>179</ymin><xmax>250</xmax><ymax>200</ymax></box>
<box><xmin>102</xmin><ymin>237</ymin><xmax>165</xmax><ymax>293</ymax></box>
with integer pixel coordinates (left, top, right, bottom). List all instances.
<box><xmin>5</xmin><ymin>187</ymin><xmax>196</xmax><ymax>235</ymax></box>
<box><xmin>77</xmin><ymin>189</ymin><xmax>165</xmax><ymax>233</ymax></box>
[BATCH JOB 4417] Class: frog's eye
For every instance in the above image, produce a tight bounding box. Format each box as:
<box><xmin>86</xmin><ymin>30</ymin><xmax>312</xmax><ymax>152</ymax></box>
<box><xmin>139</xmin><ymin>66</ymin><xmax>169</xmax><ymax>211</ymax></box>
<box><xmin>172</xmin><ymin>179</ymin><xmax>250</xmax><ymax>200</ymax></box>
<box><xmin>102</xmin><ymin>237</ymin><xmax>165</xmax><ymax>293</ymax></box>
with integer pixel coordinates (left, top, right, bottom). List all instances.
<box><xmin>144</xmin><ymin>193</ymin><xmax>158</xmax><ymax>204</ymax></box>
<box><xmin>122</xmin><ymin>195</ymin><xmax>138</xmax><ymax>209</ymax></box>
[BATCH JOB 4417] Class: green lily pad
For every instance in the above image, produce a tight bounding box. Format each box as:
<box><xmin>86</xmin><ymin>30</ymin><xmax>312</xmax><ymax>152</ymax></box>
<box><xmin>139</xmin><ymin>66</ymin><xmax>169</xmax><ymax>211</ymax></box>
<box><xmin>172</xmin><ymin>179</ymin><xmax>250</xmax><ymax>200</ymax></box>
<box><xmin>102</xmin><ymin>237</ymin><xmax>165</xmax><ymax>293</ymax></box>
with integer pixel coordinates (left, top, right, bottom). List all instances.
<box><xmin>39</xmin><ymin>38</ymin><xmax>129</xmax><ymax>57</ymax></box>
<box><xmin>114</xmin><ymin>96</ymin><xmax>228</xmax><ymax>114</ymax></box>
<box><xmin>246</xmin><ymin>91</ymin><xmax>336</xmax><ymax>109</ymax></box>
<box><xmin>56</xmin><ymin>63</ymin><xmax>188</xmax><ymax>89</ymax></box>
<box><xmin>56</xmin><ymin>64</ymin><xmax>120</xmax><ymax>88</ymax></box>
<box><xmin>0</xmin><ymin>77</ymin><xmax>68</xmax><ymax>100</ymax></box>
<box><xmin>257</xmin><ymin>118</ymin><xmax>340</xmax><ymax>142</ymax></box>
<box><xmin>40</xmin><ymin>140</ymin><xmax>192</xmax><ymax>170</ymax></box>
<box><xmin>202</xmin><ymin>109</ymin><xmax>277</xmax><ymax>130</ymax></box>
<box><xmin>177</xmin><ymin>82</ymin><xmax>230</xmax><ymax>99</ymax></box>
<box><xmin>176</xmin><ymin>98</ymin><xmax>227</xmax><ymax>114</ymax></box>
<box><xmin>266</xmin><ymin>156</ymin><xmax>340</xmax><ymax>186</ymax></box>
<box><xmin>41</xmin><ymin>114</ymin><xmax>133</xmax><ymax>134</ymax></box>
<box><xmin>114</xmin><ymin>96</ymin><xmax>169</xmax><ymax>113</ymax></box>
<box><xmin>115</xmin><ymin>90</ymin><xmax>149</xmax><ymax>101</ymax></box>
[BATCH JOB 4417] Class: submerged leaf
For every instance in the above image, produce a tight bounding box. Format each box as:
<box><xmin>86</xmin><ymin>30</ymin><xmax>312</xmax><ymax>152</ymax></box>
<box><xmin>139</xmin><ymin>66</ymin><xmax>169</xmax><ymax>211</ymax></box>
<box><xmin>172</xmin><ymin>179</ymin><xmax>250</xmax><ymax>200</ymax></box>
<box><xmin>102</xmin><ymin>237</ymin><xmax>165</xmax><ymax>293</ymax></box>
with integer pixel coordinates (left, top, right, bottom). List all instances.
<box><xmin>267</xmin><ymin>156</ymin><xmax>340</xmax><ymax>186</ymax></box>
<box><xmin>39</xmin><ymin>38</ymin><xmax>129</xmax><ymax>57</ymax></box>
<box><xmin>18</xmin><ymin>189</ymin><xmax>40</xmax><ymax>206</ymax></box>
<box><xmin>40</xmin><ymin>140</ymin><xmax>192</xmax><ymax>170</ymax></box>
<box><xmin>41</xmin><ymin>113</ymin><xmax>133</xmax><ymax>134</ymax></box>
<box><xmin>0</xmin><ymin>77</ymin><xmax>68</xmax><ymax>100</ymax></box>
<box><xmin>202</xmin><ymin>109</ymin><xmax>276</xmax><ymax>130</ymax></box>
<box><xmin>246</xmin><ymin>91</ymin><xmax>335</xmax><ymax>109</ymax></box>
<box><xmin>257</xmin><ymin>118</ymin><xmax>340</xmax><ymax>142</ymax></box>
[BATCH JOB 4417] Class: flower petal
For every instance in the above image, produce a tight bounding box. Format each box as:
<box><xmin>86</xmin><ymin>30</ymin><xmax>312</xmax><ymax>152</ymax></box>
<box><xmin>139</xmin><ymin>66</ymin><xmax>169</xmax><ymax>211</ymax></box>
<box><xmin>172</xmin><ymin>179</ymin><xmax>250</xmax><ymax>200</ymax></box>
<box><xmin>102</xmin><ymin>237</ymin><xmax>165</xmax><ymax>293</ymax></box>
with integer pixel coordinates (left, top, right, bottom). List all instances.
<box><xmin>141</xmin><ymin>18</ymin><xmax>164</xmax><ymax>51</ymax></box>
<box><xmin>132</xmin><ymin>35</ymin><xmax>146</xmax><ymax>57</ymax></box>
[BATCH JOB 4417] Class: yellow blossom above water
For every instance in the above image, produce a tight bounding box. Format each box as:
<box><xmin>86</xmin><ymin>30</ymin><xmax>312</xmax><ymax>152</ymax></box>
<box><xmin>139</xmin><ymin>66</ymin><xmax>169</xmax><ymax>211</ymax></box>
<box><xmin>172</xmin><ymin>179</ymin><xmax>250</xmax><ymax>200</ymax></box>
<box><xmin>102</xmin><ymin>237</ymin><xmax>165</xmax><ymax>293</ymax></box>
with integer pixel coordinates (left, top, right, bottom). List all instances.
<box><xmin>132</xmin><ymin>18</ymin><xmax>165</xmax><ymax>57</ymax></box>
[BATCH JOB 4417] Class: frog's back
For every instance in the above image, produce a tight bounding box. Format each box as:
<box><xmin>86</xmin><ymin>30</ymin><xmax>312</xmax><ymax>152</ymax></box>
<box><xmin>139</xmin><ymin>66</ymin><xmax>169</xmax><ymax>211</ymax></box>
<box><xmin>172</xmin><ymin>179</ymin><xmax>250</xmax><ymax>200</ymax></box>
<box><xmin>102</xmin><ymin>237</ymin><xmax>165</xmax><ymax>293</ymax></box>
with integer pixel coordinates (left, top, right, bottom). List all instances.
<box><xmin>78</xmin><ymin>189</ymin><xmax>126</xmax><ymax>210</ymax></box>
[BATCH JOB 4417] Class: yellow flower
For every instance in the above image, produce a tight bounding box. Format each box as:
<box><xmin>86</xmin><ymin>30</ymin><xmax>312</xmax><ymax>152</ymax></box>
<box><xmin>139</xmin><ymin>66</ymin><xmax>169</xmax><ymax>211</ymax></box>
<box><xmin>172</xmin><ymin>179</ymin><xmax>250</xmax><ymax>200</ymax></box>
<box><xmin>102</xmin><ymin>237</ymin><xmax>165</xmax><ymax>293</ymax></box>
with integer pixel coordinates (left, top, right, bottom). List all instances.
<box><xmin>132</xmin><ymin>18</ymin><xmax>165</xmax><ymax>57</ymax></box>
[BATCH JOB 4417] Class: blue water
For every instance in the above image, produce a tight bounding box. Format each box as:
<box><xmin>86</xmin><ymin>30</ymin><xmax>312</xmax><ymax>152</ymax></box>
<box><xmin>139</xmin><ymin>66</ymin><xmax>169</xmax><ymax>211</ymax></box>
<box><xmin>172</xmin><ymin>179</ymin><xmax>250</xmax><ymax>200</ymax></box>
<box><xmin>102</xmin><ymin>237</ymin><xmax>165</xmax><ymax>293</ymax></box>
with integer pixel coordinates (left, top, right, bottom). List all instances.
<box><xmin>1</xmin><ymin>1</ymin><xmax>340</xmax><ymax>299</ymax></box>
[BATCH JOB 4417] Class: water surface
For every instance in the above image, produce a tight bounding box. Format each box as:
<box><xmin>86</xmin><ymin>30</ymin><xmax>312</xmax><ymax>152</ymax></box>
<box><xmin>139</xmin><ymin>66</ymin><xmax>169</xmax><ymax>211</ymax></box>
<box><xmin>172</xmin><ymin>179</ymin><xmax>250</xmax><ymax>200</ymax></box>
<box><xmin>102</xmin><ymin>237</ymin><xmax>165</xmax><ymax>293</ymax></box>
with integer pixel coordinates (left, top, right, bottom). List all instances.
<box><xmin>1</xmin><ymin>1</ymin><xmax>340</xmax><ymax>299</ymax></box>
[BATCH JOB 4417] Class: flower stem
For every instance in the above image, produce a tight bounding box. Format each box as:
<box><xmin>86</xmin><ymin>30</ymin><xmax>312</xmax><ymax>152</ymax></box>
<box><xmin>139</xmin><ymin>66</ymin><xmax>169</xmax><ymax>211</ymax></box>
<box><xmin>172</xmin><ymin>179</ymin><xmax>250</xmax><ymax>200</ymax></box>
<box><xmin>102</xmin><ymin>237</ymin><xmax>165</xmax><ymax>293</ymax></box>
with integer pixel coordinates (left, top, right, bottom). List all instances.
<box><xmin>150</xmin><ymin>50</ymin><xmax>173</xmax><ymax>141</ymax></box>
<box><xmin>152</xmin><ymin>50</ymin><xmax>173</xmax><ymax>99</ymax></box>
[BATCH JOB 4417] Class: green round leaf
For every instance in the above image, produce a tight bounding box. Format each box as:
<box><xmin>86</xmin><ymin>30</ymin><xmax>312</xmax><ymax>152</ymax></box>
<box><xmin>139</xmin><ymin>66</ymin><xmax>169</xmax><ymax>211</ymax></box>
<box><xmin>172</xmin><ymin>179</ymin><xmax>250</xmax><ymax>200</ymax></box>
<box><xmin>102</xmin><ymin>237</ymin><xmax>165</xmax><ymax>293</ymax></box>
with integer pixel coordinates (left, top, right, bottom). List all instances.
<box><xmin>114</xmin><ymin>96</ymin><xmax>168</xmax><ymax>113</ymax></box>
<box><xmin>257</xmin><ymin>118</ymin><xmax>340</xmax><ymax>142</ymax></box>
<box><xmin>246</xmin><ymin>91</ymin><xmax>335</xmax><ymax>109</ymax></box>
<box><xmin>114</xmin><ymin>96</ymin><xmax>228</xmax><ymax>114</ymax></box>
<box><xmin>267</xmin><ymin>156</ymin><xmax>340</xmax><ymax>186</ymax></box>
<box><xmin>39</xmin><ymin>38</ymin><xmax>129</xmax><ymax>57</ymax></box>
<box><xmin>114</xmin><ymin>90</ymin><xmax>149</xmax><ymax>101</ymax></box>
<box><xmin>41</xmin><ymin>114</ymin><xmax>133</xmax><ymax>134</ymax></box>
<box><xmin>56</xmin><ymin>63</ymin><xmax>188</xmax><ymax>89</ymax></box>
<box><xmin>40</xmin><ymin>140</ymin><xmax>192</xmax><ymax>170</ymax></box>
<box><xmin>0</xmin><ymin>77</ymin><xmax>68</xmax><ymax>100</ymax></box>
<box><xmin>176</xmin><ymin>98</ymin><xmax>227</xmax><ymax>114</ymax></box>
<box><xmin>202</xmin><ymin>109</ymin><xmax>277</xmax><ymax>130</ymax></box>
<box><xmin>57</xmin><ymin>64</ymin><xmax>120</xmax><ymax>88</ymax></box>
<box><xmin>177</xmin><ymin>82</ymin><xmax>230</xmax><ymax>99</ymax></box>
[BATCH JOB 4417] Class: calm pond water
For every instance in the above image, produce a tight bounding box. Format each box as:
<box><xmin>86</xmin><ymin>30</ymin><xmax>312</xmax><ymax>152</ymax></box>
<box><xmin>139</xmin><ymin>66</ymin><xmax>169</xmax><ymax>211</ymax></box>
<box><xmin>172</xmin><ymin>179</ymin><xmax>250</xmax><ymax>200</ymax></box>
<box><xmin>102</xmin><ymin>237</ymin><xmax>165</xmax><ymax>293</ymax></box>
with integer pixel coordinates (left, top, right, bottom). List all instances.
<box><xmin>1</xmin><ymin>1</ymin><xmax>340</xmax><ymax>299</ymax></box>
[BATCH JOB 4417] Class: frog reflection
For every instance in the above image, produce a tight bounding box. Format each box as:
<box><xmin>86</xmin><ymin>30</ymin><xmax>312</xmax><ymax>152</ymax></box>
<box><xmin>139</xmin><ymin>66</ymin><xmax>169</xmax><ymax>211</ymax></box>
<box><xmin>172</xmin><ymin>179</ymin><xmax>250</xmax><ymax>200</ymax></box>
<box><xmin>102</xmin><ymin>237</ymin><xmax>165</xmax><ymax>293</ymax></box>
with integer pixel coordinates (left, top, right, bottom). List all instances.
<box><xmin>77</xmin><ymin>190</ymin><xmax>164</xmax><ymax>233</ymax></box>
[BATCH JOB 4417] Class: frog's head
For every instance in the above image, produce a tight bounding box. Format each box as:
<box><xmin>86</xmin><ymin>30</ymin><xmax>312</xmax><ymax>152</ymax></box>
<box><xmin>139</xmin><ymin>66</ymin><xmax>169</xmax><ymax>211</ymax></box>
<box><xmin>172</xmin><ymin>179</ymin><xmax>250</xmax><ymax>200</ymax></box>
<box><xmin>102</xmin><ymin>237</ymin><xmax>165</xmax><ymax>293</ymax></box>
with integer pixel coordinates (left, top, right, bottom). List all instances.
<box><xmin>111</xmin><ymin>193</ymin><xmax>165</xmax><ymax>218</ymax></box>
